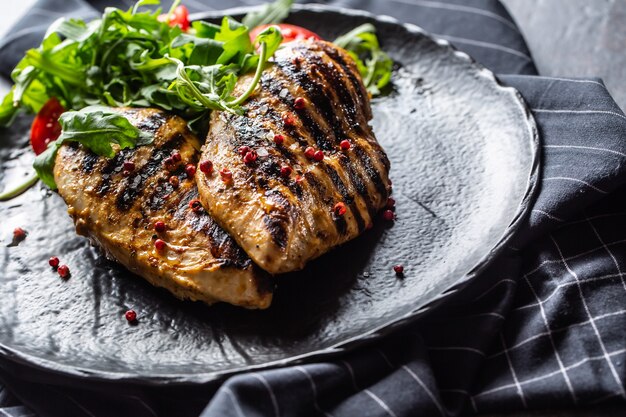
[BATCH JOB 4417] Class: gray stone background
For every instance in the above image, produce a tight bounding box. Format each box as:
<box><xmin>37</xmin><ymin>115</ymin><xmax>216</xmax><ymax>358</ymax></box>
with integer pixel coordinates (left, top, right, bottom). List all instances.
<box><xmin>0</xmin><ymin>0</ymin><xmax>624</xmax><ymax>415</ymax></box>
<box><xmin>502</xmin><ymin>0</ymin><xmax>626</xmax><ymax>111</ymax></box>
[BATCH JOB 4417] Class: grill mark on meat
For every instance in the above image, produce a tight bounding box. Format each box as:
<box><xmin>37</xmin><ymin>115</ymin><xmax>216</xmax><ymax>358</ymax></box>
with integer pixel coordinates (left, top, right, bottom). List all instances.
<box><xmin>325</xmin><ymin>164</ymin><xmax>365</xmax><ymax>232</ymax></box>
<box><xmin>273</xmin><ymin>51</ymin><xmax>382</xmax><ymax>217</ymax></box>
<box><xmin>262</xmin><ymin>189</ymin><xmax>291</xmax><ymax>249</ymax></box>
<box><xmin>129</xmin><ymin>109</ymin><xmax>171</xmax><ymax>134</ymax></box>
<box><xmin>307</xmin><ymin>55</ymin><xmax>363</xmax><ymax>134</ymax></box>
<box><xmin>355</xmin><ymin>145</ymin><xmax>388</xmax><ymax>202</ymax></box>
<box><xmin>115</xmin><ymin>133</ymin><xmax>184</xmax><ymax>211</ymax></box>
<box><xmin>270</xmin><ymin>48</ymin><xmax>383</xmax><ymax>228</ymax></box>
<box><xmin>338</xmin><ymin>153</ymin><xmax>376</xmax><ymax>219</ymax></box>
<box><xmin>304</xmin><ymin>171</ymin><xmax>347</xmax><ymax>235</ymax></box>
<box><xmin>319</xmin><ymin>43</ymin><xmax>370</xmax><ymax>119</ymax></box>
<box><xmin>81</xmin><ymin>151</ymin><xmax>99</xmax><ymax>174</ymax></box>
<box><xmin>272</xmin><ymin>58</ymin><xmax>343</xmax><ymax>148</ymax></box>
<box><xmin>173</xmin><ymin>186</ymin><xmax>252</xmax><ymax>269</ymax></box>
<box><xmin>260</xmin><ymin>72</ymin><xmax>335</xmax><ymax>151</ymax></box>
<box><xmin>96</xmin><ymin>149</ymin><xmax>131</xmax><ymax>196</ymax></box>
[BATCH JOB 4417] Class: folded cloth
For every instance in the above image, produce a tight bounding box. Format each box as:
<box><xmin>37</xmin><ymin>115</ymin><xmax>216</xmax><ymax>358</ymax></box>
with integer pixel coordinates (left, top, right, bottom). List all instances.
<box><xmin>1</xmin><ymin>1</ymin><xmax>625</xmax><ymax>417</ymax></box>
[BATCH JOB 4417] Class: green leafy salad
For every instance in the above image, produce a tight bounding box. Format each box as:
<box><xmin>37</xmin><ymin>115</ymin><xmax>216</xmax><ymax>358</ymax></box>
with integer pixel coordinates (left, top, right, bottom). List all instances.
<box><xmin>0</xmin><ymin>0</ymin><xmax>393</xmax><ymax>198</ymax></box>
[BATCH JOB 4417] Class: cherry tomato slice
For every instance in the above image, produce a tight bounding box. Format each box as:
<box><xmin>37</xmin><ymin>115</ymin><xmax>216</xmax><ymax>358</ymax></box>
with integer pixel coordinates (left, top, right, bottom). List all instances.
<box><xmin>158</xmin><ymin>5</ymin><xmax>190</xmax><ymax>31</ymax></box>
<box><xmin>249</xmin><ymin>24</ymin><xmax>321</xmax><ymax>43</ymax></box>
<box><xmin>30</xmin><ymin>97</ymin><xmax>64</xmax><ymax>155</ymax></box>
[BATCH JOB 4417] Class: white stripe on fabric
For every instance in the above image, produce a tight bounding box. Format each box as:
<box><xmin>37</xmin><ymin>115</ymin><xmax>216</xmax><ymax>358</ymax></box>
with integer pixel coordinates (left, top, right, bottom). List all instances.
<box><xmin>505</xmin><ymin>75</ymin><xmax>606</xmax><ymax>88</ymax></box>
<box><xmin>471</xmin><ymin>279</ymin><xmax>516</xmax><ymax>301</ymax></box>
<box><xmin>340</xmin><ymin>360</ymin><xmax>359</xmax><ymax>391</ymax></box>
<box><xmin>0</xmin><ymin>410</ymin><xmax>14</xmax><ymax>417</ymax></box>
<box><xmin>532</xmin><ymin>209</ymin><xmax>565</xmax><ymax>222</ymax></box>
<box><xmin>550</xmin><ymin>237</ymin><xmax>626</xmax><ymax>399</ymax></box>
<box><xmin>522</xmin><ymin>274</ymin><xmax>578</xmax><ymax>403</ymax></box>
<box><xmin>545</xmin><ymin>145</ymin><xmax>626</xmax><ymax>159</ymax></box>
<box><xmin>542</xmin><ymin>177</ymin><xmax>608</xmax><ymax>194</ymax></box>
<box><xmin>294</xmin><ymin>366</ymin><xmax>334</xmax><ymax>417</ymax></box>
<box><xmin>488</xmin><ymin>310</ymin><xmax>626</xmax><ymax>358</ymax></box>
<box><xmin>533</xmin><ymin>108</ymin><xmax>626</xmax><ymax>123</ymax></box>
<box><xmin>428</xmin><ymin>346</ymin><xmax>486</xmax><ymax>357</ymax></box>
<box><xmin>364</xmin><ymin>390</ymin><xmax>399</xmax><ymax>417</ymax></box>
<box><xmin>376</xmin><ymin>349</ymin><xmax>394</xmax><ymax>369</ymax></box>
<box><xmin>567</xmin><ymin>213</ymin><xmax>626</xmax><ymax>226</ymax></box>
<box><xmin>514</xmin><ymin>272</ymin><xmax>626</xmax><ymax>311</ymax></box>
<box><xmin>523</xmin><ymin>238</ymin><xmax>626</xmax><ymax>278</ymax></box>
<box><xmin>388</xmin><ymin>0</ymin><xmax>518</xmax><ymax>31</ymax></box>
<box><xmin>251</xmin><ymin>373</ymin><xmax>280</xmax><ymax>417</ymax></box>
<box><xmin>587</xmin><ymin>218</ymin><xmax>626</xmax><ymax>292</ymax></box>
<box><xmin>475</xmin><ymin>348</ymin><xmax>626</xmax><ymax>398</ymax></box>
<box><xmin>50</xmin><ymin>390</ymin><xmax>97</xmax><ymax>417</ymax></box>
<box><xmin>401</xmin><ymin>365</ymin><xmax>446</xmax><ymax>416</ymax></box>
<box><xmin>125</xmin><ymin>396</ymin><xmax>157</xmax><ymax>417</ymax></box>
<box><xmin>440</xmin><ymin>388</ymin><xmax>478</xmax><ymax>411</ymax></box>
<box><xmin>222</xmin><ymin>387</ymin><xmax>246</xmax><ymax>417</ymax></box>
<box><xmin>499</xmin><ymin>333</ymin><xmax>528</xmax><ymax>408</ymax></box>
<box><xmin>432</xmin><ymin>33</ymin><xmax>532</xmax><ymax>60</ymax></box>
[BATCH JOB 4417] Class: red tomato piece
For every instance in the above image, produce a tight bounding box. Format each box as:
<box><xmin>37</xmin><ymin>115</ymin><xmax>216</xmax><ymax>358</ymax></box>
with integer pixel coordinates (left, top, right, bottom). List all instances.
<box><xmin>30</xmin><ymin>97</ymin><xmax>64</xmax><ymax>155</ymax></box>
<box><xmin>158</xmin><ymin>5</ymin><xmax>190</xmax><ymax>31</ymax></box>
<box><xmin>249</xmin><ymin>24</ymin><xmax>321</xmax><ymax>43</ymax></box>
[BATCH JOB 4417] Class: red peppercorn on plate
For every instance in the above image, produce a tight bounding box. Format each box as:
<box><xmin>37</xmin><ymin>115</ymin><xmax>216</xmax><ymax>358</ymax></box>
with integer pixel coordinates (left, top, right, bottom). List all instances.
<box><xmin>0</xmin><ymin>4</ymin><xmax>538</xmax><ymax>386</ymax></box>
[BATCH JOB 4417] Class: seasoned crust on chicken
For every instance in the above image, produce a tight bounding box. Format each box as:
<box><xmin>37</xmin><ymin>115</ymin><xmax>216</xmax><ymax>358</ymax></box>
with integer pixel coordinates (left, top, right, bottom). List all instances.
<box><xmin>54</xmin><ymin>108</ymin><xmax>273</xmax><ymax>309</ymax></box>
<box><xmin>196</xmin><ymin>40</ymin><xmax>391</xmax><ymax>274</ymax></box>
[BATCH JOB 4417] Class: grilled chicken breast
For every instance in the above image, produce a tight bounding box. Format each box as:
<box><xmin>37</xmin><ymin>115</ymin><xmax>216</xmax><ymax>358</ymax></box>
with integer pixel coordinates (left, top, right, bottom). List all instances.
<box><xmin>54</xmin><ymin>108</ymin><xmax>273</xmax><ymax>309</ymax></box>
<box><xmin>196</xmin><ymin>40</ymin><xmax>391</xmax><ymax>274</ymax></box>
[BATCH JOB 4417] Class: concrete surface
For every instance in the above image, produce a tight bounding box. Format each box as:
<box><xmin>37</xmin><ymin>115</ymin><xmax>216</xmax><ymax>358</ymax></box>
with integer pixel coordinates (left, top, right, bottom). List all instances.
<box><xmin>502</xmin><ymin>0</ymin><xmax>626</xmax><ymax>111</ymax></box>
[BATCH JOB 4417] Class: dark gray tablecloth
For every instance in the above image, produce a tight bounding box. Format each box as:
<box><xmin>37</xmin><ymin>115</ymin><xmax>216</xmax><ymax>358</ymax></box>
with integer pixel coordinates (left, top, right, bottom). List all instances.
<box><xmin>0</xmin><ymin>1</ymin><xmax>624</xmax><ymax>416</ymax></box>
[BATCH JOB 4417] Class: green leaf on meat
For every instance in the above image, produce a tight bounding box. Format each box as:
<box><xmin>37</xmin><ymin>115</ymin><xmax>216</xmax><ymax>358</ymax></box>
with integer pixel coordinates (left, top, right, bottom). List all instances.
<box><xmin>34</xmin><ymin>107</ymin><xmax>154</xmax><ymax>189</ymax></box>
<box><xmin>334</xmin><ymin>23</ymin><xmax>393</xmax><ymax>96</ymax></box>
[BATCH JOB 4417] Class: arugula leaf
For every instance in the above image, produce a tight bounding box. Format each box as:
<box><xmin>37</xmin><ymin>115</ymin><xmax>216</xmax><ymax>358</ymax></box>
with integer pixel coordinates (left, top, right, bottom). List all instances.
<box><xmin>167</xmin><ymin>25</ymin><xmax>282</xmax><ymax>113</ymax></box>
<box><xmin>334</xmin><ymin>23</ymin><xmax>393</xmax><ymax>96</ymax></box>
<box><xmin>242</xmin><ymin>0</ymin><xmax>294</xmax><ymax>28</ymax></box>
<box><xmin>34</xmin><ymin>107</ymin><xmax>154</xmax><ymax>189</ymax></box>
<box><xmin>0</xmin><ymin>88</ymin><xmax>19</xmax><ymax>126</ymax></box>
<box><xmin>0</xmin><ymin>0</ymin><xmax>287</xmax><ymax>130</ymax></box>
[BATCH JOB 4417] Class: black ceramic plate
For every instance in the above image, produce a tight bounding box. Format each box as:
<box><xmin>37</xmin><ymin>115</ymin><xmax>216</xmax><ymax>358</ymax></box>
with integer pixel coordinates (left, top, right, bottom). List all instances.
<box><xmin>0</xmin><ymin>5</ymin><xmax>538</xmax><ymax>385</ymax></box>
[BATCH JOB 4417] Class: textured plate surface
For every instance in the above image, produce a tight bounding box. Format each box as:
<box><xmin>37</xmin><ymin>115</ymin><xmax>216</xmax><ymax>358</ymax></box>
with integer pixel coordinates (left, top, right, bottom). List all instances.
<box><xmin>0</xmin><ymin>5</ymin><xmax>538</xmax><ymax>385</ymax></box>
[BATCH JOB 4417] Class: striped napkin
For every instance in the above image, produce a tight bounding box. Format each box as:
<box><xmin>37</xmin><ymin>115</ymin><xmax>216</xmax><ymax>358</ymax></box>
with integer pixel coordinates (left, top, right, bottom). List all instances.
<box><xmin>0</xmin><ymin>1</ymin><xmax>624</xmax><ymax>416</ymax></box>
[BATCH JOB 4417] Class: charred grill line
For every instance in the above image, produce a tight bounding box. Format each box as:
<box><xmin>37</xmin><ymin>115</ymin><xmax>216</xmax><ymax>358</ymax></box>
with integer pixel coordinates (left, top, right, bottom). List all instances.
<box><xmin>115</xmin><ymin>133</ymin><xmax>184</xmax><ymax>211</ymax></box>
<box><xmin>131</xmin><ymin>110</ymin><xmax>170</xmax><ymax>134</ymax></box>
<box><xmin>304</xmin><ymin>170</ymin><xmax>347</xmax><ymax>235</ymax></box>
<box><xmin>354</xmin><ymin>145</ymin><xmax>388</xmax><ymax>203</ymax></box>
<box><xmin>274</xmin><ymin>50</ymin><xmax>382</xmax><ymax>221</ymax></box>
<box><xmin>172</xmin><ymin>181</ymin><xmax>252</xmax><ymax>269</ymax></box>
<box><xmin>273</xmin><ymin>59</ymin><xmax>344</xmax><ymax>147</ymax></box>
<box><xmin>325</xmin><ymin>165</ymin><xmax>365</xmax><ymax>232</ymax></box>
<box><xmin>81</xmin><ymin>152</ymin><xmax>99</xmax><ymax>174</ymax></box>
<box><xmin>320</xmin><ymin>43</ymin><xmax>371</xmax><ymax>119</ymax></box>
<box><xmin>337</xmin><ymin>154</ymin><xmax>376</xmax><ymax>219</ymax></box>
<box><xmin>96</xmin><ymin>149</ymin><xmax>132</xmax><ymax>196</ymax></box>
<box><xmin>260</xmin><ymin>72</ymin><xmax>335</xmax><ymax>151</ymax></box>
<box><xmin>262</xmin><ymin>189</ymin><xmax>291</xmax><ymax>249</ymax></box>
<box><xmin>271</xmin><ymin>48</ymin><xmax>384</xmax><ymax>231</ymax></box>
<box><xmin>304</xmin><ymin>53</ymin><xmax>364</xmax><ymax>135</ymax></box>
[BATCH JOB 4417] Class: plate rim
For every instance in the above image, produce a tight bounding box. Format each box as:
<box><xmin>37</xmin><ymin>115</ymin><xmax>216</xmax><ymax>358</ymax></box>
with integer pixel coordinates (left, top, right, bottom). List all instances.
<box><xmin>0</xmin><ymin>3</ymin><xmax>540</xmax><ymax>386</ymax></box>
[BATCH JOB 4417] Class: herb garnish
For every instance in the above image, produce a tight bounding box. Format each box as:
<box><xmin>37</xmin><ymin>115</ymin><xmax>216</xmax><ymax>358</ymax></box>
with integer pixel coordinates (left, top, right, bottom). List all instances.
<box><xmin>0</xmin><ymin>0</ymin><xmax>283</xmax><ymax>129</ymax></box>
<box><xmin>34</xmin><ymin>107</ymin><xmax>155</xmax><ymax>189</ymax></box>
<box><xmin>334</xmin><ymin>23</ymin><xmax>393</xmax><ymax>95</ymax></box>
